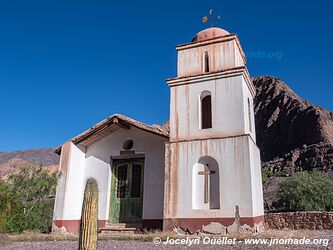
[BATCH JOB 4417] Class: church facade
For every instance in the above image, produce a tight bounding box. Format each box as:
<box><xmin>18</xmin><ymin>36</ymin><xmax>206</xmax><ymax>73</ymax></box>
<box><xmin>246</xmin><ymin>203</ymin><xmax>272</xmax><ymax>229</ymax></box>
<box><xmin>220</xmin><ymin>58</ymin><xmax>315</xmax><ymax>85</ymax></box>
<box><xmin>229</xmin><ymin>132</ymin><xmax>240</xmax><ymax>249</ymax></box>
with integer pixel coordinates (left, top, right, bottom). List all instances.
<box><xmin>53</xmin><ymin>27</ymin><xmax>264</xmax><ymax>233</ymax></box>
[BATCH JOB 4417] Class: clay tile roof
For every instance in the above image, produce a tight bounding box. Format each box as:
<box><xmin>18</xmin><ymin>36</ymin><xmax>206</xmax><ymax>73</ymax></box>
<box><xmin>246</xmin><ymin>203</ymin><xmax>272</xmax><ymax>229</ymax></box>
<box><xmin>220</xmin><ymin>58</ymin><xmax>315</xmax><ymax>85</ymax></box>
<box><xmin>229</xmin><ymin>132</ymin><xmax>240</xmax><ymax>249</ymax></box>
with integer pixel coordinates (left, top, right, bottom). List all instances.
<box><xmin>54</xmin><ymin>114</ymin><xmax>169</xmax><ymax>154</ymax></box>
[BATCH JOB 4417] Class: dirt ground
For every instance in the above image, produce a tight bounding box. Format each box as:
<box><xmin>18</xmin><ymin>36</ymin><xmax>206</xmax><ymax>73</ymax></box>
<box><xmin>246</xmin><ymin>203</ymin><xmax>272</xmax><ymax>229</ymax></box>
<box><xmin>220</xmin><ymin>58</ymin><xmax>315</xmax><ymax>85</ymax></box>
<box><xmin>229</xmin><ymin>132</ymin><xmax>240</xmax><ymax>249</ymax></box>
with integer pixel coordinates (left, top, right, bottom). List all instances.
<box><xmin>0</xmin><ymin>230</ymin><xmax>332</xmax><ymax>250</ymax></box>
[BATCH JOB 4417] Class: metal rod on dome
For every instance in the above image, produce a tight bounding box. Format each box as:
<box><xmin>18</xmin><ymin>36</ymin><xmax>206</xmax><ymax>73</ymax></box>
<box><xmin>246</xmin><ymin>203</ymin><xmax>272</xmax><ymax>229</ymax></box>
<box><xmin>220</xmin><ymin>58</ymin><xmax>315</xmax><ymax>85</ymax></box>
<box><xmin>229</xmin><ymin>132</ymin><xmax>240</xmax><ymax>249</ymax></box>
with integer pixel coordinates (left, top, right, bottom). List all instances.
<box><xmin>209</xmin><ymin>9</ymin><xmax>213</xmax><ymax>27</ymax></box>
<box><xmin>202</xmin><ymin>9</ymin><xmax>222</xmax><ymax>27</ymax></box>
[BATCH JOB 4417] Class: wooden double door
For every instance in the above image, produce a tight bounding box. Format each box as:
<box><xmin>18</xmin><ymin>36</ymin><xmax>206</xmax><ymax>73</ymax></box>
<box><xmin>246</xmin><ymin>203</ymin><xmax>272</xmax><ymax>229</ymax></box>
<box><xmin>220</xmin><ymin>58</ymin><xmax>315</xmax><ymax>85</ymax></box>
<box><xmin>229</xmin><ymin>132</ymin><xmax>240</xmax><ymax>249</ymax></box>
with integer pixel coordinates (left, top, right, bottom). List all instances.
<box><xmin>109</xmin><ymin>158</ymin><xmax>144</xmax><ymax>223</ymax></box>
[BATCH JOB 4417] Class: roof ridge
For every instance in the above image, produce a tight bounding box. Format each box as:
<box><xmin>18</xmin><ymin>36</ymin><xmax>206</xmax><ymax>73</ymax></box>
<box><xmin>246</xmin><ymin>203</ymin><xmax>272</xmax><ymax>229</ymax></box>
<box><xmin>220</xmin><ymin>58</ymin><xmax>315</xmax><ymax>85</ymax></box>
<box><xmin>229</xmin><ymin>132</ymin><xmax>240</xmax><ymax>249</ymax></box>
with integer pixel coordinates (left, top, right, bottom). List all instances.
<box><xmin>54</xmin><ymin>113</ymin><xmax>169</xmax><ymax>154</ymax></box>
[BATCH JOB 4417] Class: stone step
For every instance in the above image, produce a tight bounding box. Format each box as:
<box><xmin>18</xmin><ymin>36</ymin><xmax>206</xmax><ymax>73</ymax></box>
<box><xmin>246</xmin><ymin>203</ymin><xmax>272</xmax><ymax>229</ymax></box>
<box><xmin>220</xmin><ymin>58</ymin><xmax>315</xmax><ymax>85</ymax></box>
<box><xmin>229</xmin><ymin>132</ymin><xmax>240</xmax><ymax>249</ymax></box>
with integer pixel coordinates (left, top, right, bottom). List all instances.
<box><xmin>99</xmin><ymin>223</ymin><xmax>142</xmax><ymax>234</ymax></box>
<box><xmin>104</xmin><ymin>223</ymin><xmax>142</xmax><ymax>229</ymax></box>
<box><xmin>98</xmin><ymin>231</ymin><xmax>137</xmax><ymax>236</ymax></box>
<box><xmin>99</xmin><ymin>228</ymin><xmax>137</xmax><ymax>234</ymax></box>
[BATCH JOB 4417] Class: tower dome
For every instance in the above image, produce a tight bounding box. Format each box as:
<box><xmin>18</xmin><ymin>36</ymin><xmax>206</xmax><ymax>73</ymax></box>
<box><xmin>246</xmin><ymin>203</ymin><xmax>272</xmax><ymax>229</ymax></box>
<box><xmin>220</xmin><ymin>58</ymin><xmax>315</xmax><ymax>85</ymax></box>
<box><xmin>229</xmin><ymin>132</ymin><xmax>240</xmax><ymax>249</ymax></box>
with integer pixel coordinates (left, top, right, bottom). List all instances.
<box><xmin>191</xmin><ymin>27</ymin><xmax>230</xmax><ymax>42</ymax></box>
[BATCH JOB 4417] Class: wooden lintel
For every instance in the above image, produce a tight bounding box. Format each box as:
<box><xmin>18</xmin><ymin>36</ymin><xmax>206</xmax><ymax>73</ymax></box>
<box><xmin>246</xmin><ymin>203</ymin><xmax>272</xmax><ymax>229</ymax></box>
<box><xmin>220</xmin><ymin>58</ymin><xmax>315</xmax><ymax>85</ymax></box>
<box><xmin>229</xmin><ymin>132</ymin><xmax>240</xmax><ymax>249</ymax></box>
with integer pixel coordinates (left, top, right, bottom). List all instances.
<box><xmin>111</xmin><ymin>153</ymin><xmax>145</xmax><ymax>160</ymax></box>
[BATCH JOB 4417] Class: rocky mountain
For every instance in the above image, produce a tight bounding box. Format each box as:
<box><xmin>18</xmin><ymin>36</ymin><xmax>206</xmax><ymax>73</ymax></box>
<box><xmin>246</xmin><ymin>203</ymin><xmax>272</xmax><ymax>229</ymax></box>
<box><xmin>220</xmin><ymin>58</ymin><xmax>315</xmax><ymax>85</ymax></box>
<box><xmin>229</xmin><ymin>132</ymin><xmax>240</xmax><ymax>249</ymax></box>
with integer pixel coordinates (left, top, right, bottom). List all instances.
<box><xmin>0</xmin><ymin>158</ymin><xmax>58</xmax><ymax>179</ymax></box>
<box><xmin>0</xmin><ymin>148</ymin><xmax>60</xmax><ymax>178</ymax></box>
<box><xmin>253</xmin><ymin>76</ymin><xmax>333</xmax><ymax>212</ymax></box>
<box><xmin>253</xmin><ymin>76</ymin><xmax>333</xmax><ymax>173</ymax></box>
<box><xmin>0</xmin><ymin>148</ymin><xmax>59</xmax><ymax>166</ymax></box>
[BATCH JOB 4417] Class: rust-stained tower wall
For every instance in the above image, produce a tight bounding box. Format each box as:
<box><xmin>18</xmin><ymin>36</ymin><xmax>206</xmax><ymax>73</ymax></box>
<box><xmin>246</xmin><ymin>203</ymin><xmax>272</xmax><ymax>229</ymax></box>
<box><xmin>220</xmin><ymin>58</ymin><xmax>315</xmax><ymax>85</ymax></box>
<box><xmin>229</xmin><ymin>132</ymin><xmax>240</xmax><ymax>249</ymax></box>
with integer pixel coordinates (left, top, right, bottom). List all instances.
<box><xmin>163</xmin><ymin>27</ymin><xmax>264</xmax><ymax>233</ymax></box>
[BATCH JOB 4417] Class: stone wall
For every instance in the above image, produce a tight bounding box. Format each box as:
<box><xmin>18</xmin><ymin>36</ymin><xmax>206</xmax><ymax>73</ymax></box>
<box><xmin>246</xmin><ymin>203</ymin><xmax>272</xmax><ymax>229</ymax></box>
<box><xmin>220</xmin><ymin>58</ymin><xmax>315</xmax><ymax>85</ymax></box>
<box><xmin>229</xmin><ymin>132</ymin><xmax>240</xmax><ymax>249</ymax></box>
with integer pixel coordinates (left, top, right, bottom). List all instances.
<box><xmin>265</xmin><ymin>212</ymin><xmax>333</xmax><ymax>230</ymax></box>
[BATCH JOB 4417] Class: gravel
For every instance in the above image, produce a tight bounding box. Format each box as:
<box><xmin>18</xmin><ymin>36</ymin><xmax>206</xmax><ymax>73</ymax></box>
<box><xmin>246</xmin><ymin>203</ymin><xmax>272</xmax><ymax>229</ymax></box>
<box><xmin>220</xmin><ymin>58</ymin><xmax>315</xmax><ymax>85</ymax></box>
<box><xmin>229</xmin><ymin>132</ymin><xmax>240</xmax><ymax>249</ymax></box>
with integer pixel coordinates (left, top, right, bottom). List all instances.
<box><xmin>1</xmin><ymin>237</ymin><xmax>332</xmax><ymax>250</ymax></box>
<box><xmin>1</xmin><ymin>230</ymin><xmax>332</xmax><ymax>250</ymax></box>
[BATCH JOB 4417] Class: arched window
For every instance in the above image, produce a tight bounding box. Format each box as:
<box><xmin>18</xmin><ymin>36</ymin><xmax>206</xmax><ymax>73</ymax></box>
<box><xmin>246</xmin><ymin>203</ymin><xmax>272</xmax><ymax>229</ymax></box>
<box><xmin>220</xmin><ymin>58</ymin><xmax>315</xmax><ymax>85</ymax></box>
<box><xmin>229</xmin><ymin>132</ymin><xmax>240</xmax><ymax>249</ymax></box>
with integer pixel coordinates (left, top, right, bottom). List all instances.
<box><xmin>200</xmin><ymin>91</ymin><xmax>212</xmax><ymax>129</ymax></box>
<box><xmin>204</xmin><ymin>51</ymin><xmax>209</xmax><ymax>73</ymax></box>
<box><xmin>192</xmin><ymin>156</ymin><xmax>220</xmax><ymax>209</ymax></box>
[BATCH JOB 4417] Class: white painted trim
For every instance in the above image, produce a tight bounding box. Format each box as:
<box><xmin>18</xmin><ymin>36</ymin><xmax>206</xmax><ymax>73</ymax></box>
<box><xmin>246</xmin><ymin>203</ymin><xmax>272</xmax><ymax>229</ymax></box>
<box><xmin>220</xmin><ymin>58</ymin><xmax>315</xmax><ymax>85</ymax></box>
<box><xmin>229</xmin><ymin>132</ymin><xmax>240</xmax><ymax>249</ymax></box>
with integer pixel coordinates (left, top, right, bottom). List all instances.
<box><xmin>166</xmin><ymin>67</ymin><xmax>255</xmax><ymax>97</ymax></box>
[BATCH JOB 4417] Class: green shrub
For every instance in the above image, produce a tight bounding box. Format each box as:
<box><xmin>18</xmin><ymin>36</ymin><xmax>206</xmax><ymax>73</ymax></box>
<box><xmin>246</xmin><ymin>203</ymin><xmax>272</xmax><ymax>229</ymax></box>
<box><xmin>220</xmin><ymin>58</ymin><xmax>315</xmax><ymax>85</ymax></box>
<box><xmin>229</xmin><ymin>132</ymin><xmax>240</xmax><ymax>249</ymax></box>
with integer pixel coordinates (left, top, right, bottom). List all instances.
<box><xmin>278</xmin><ymin>171</ymin><xmax>333</xmax><ymax>211</ymax></box>
<box><xmin>0</xmin><ymin>181</ymin><xmax>12</xmax><ymax>231</ymax></box>
<box><xmin>262</xmin><ymin>169</ymin><xmax>289</xmax><ymax>185</ymax></box>
<box><xmin>261</xmin><ymin>169</ymin><xmax>271</xmax><ymax>185</ymax></box>
<box><xmin>0</xmin><ymin>166</ymin><xmax>57</xmax><ymax>233</ymax></box>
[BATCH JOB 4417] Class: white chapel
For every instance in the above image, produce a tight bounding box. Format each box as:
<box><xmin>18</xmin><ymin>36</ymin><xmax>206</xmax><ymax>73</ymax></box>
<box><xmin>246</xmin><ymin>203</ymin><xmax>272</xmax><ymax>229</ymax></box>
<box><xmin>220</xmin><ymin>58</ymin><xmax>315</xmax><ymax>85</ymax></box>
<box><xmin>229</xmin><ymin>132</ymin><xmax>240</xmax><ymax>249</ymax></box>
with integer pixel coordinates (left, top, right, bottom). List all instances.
<box><xmin>53</xmin><ymin>26</ymin><xmax>264</xmax><ymax>233</ymax></box>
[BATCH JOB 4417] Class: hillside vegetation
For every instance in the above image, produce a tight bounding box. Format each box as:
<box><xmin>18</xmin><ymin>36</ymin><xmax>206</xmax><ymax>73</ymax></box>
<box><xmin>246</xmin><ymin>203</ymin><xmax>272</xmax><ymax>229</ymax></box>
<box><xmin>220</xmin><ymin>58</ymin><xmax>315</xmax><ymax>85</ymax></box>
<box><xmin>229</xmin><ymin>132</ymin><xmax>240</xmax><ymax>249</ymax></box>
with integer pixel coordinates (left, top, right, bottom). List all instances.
<box><xmin>0</xmin><ymin>166</ymin><xmax>57</xmax><ymax>233</ymax></box>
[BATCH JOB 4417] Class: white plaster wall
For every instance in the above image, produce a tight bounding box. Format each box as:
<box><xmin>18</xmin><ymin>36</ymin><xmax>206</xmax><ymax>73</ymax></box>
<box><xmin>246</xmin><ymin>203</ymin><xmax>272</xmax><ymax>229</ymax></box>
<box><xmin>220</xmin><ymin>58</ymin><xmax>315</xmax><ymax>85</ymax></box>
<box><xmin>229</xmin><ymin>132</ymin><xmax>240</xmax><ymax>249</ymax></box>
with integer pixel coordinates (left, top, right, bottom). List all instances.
<box><xmin>84</xmin><ymin>127</ymin><xmax>167</xmax><ymax>220</ymax></box>
<box><xmin>53</xmin><ymin>171</ymin><xmax>66</xmax><ymax>220</ymax></box>
<box><xmin>170</xmin><ymin>75</ymin><xmax>247</xmax><ymax>142</ymax></box>
<box><xmin>249</xmin><ymin>138</ymin><xmax>264</xmax><ymax>216</ymax></box>
<box><xmin>56</xmin><ymin>143</ymin><xmax>86</xmax><ymax>220</ymax></box>
<box><xmin>177</xmin><ymin>40</ymin><xmax>245</xmax><ymax>77</ymax></box>
<box><xmin>171</xmin><ymin>135</ymin><xmax>262</xmax><ymax>218</ymax></box>
<box><xmin>53</xmin><ymin>143</ymin><xmax>70</xmax><ymax>220</ymax></box>
<box><xmin>83</xmin><ymin>152</ymin><xmax>111</xmax><ymax>221</ymax></box>
<box><xmin>242</xmin><ymin>77</ymin><xmax>256</xmax><ymax>143</ymax></box>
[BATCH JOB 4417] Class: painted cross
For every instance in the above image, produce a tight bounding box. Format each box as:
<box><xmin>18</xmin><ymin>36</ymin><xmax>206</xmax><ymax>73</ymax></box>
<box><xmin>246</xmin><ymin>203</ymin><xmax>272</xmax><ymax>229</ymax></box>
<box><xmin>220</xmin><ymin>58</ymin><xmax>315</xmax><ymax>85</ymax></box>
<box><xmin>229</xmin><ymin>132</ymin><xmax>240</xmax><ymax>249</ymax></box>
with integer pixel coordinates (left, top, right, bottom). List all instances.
<box><xmin>198</xmin><ymin>164</ymin><xmax>215</xmax><ymax>204</ymax></box>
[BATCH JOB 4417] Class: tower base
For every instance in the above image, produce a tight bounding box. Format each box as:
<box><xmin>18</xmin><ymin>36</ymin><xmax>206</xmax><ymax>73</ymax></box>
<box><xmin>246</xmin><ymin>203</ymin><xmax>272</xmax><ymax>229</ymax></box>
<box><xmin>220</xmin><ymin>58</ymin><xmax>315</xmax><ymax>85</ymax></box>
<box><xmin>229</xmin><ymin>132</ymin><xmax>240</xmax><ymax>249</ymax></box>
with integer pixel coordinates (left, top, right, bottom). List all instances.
<box><xmin>163</xmin><ymin>216</ymin><xmax>264</xmax><ymax>234</ymax></box>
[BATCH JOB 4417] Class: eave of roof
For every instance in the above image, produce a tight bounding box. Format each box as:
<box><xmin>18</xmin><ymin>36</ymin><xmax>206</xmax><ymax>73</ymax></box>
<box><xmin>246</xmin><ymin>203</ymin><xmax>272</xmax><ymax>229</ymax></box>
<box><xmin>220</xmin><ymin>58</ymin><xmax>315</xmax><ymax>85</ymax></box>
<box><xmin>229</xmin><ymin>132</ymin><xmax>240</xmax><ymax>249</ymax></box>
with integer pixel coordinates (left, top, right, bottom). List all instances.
<box><xmin>54</xmin><ymin>114</ymin><xmax>169</xmax><ymax>155</ymax></box>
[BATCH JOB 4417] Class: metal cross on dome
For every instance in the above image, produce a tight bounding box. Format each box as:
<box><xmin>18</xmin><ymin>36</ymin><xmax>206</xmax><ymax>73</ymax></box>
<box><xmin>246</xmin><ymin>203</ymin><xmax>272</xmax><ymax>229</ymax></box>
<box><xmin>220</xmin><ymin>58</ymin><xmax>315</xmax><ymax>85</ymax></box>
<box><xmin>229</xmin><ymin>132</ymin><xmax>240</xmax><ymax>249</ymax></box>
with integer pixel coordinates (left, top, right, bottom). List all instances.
<box><xmin>202</xmin><ymin>9</ymin><xmax>221</xmax><ymax>27</ymax></box>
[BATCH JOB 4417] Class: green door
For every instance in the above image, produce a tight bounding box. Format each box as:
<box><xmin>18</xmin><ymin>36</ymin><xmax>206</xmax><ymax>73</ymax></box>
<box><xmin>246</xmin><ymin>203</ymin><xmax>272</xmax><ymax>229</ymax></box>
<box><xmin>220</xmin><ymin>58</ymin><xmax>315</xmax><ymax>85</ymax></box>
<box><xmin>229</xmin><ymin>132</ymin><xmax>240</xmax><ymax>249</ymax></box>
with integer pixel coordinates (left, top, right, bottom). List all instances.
<box><xmin>109</xmin><ymin>159</ymin><xmax>144</xmax><ymax>223</ymax></box>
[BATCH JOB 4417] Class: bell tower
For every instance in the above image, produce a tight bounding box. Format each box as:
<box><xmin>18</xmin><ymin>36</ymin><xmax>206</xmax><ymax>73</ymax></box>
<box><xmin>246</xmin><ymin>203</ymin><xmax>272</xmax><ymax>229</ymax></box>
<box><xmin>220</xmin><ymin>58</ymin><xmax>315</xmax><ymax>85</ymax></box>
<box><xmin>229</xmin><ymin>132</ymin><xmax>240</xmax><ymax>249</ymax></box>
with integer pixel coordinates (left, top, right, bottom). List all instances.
<box><xmin>163</xmin><ymin>27</ymin><xmax>264</xmax><ymax>232</ymax></box>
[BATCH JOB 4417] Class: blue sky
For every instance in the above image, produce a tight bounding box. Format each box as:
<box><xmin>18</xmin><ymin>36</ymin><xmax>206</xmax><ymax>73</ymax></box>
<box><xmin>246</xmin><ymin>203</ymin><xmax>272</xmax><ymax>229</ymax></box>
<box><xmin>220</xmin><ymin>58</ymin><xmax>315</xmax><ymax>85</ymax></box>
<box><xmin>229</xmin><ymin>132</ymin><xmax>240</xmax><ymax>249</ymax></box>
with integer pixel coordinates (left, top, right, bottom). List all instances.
<box><xmin>0</xmin><ymin>0</ymin><xmax>332</xmax><ymax>151</ymax></box>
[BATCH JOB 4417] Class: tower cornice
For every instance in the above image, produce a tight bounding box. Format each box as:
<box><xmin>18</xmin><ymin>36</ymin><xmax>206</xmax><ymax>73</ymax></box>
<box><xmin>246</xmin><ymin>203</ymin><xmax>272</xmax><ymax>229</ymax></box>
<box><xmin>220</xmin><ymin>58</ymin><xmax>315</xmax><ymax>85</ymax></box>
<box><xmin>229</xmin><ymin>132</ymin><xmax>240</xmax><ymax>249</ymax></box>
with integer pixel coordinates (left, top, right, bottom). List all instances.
<box><xmin>166</xmin><ymin>66</ymin><xmax>255</xmax><ymax>96</ymax></box>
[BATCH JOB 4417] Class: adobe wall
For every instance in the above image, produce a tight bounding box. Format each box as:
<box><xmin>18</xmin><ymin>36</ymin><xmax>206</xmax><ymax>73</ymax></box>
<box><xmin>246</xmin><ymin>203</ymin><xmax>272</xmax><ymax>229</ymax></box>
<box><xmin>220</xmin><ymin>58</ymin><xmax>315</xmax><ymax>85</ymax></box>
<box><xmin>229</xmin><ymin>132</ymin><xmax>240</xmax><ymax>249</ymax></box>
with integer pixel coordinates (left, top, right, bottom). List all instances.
<box><xmin>265</xmin><ymin>212</ymin><xmax>333</xmax><ymax>230</ymax></box>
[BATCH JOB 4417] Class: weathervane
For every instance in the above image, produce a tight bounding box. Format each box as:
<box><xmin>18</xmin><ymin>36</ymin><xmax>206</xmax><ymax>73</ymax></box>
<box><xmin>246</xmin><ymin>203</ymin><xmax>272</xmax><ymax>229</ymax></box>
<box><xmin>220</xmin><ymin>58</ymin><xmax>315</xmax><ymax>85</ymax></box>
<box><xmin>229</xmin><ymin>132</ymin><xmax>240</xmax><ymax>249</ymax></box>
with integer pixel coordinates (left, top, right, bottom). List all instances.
<box><xmin>202</xmin><ymin>9</ymin><xmax>221</xmax><ymax>27</ymax></box>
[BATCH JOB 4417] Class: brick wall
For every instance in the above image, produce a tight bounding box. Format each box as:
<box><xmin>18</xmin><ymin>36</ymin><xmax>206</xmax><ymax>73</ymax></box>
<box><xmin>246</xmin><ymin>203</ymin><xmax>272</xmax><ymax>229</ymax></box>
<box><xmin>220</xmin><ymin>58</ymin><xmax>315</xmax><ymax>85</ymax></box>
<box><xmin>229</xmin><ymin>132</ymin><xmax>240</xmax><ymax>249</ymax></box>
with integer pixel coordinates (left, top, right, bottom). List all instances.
<box><xmin>265</xmin><ymin>212</ymin><xmax>333</xmax><ymax>230</ymax></box>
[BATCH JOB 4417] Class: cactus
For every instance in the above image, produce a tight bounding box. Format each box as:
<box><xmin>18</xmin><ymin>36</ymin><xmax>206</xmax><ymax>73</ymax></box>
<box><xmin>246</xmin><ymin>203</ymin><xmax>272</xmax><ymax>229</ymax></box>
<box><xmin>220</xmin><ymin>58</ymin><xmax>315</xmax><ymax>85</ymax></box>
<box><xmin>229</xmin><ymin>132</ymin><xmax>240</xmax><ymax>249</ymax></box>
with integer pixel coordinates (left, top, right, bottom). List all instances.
<box><xmin>79</xmin><ymin>178</ymin><xmax>98</xmax><ymax>250</ymax></box>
